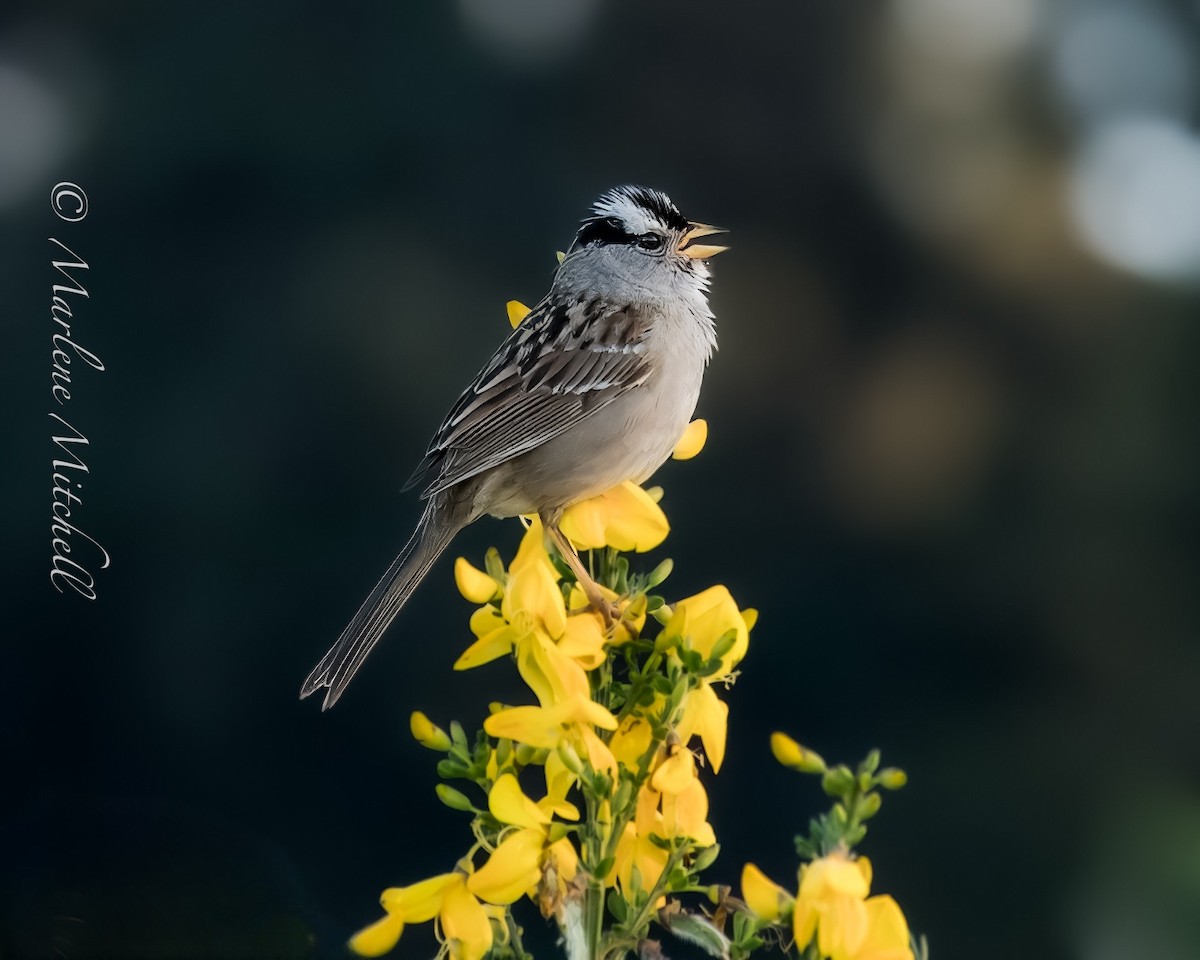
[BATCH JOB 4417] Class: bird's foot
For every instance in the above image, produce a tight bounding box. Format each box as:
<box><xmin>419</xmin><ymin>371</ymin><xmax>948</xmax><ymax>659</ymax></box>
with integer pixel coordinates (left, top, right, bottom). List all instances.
<box><xmin>580</xmin><ymin>580</ymin><xmax>622</xmax><ymax>628</ymax></box>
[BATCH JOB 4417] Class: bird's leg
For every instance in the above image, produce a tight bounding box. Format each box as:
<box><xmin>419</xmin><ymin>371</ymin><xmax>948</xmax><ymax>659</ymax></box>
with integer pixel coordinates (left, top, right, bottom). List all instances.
<box><xmin>543</xmin><ymin>519</ymin><xmax>620</xmax><ymax>627</ymax></box>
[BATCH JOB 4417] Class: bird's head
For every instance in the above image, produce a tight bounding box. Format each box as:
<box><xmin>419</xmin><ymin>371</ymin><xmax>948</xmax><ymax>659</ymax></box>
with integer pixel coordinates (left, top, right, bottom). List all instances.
<box><xmin>559</xmin><ymin>185</ymin><xmax>727</xmax><ymax>296</ymax></box>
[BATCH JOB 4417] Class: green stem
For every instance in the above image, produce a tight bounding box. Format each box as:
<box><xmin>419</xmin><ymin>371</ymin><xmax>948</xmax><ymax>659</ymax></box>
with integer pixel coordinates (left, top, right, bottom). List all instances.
<box><xmin>623</xmin><ymin>842</ymin><xmax>691</xmax><ymax>937</ymax></box>
<box><xmin>585</xmin><ymin>873</ymin><xmax>604</xmax><ymax>960</ymax></box>
<box><xmin>506</xmin><ymin>909</ymin><xmax>528</xmax><ymax>960</ymax></box>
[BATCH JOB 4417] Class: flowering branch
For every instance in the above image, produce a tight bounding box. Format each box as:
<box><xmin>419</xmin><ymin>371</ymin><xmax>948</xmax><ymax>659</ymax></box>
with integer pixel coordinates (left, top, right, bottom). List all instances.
<box><xmin>342</xmin><ymin>299</ymin><xmax>923</xmax><ymax>960</ymax></box>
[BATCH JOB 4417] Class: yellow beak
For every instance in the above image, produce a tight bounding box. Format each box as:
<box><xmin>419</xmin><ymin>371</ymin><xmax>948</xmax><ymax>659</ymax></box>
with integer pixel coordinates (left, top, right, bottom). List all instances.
<box><xmin>679</xmin><ymin>222</ymin><xmax>729</xmax><ymax>260</ymax></box>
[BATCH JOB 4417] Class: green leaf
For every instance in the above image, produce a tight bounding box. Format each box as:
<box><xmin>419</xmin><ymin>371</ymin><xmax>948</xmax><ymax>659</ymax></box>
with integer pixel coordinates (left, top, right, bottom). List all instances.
<box><xmin>606</xmin><ymin>888</ymin><xmax>629</xmax><ymax>923</ymax></box>
<box><xmin>661</xmin><ymin>911</ymin><xmax>732</xmax><ymax>959</ymax></box>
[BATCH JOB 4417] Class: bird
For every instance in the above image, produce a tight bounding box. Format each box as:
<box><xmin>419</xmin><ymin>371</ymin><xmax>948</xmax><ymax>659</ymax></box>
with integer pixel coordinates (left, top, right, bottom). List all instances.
<box><xmin>301</xmin><ymin>185</ymin><xmax>727</xmax><ymax>710</ymax></box>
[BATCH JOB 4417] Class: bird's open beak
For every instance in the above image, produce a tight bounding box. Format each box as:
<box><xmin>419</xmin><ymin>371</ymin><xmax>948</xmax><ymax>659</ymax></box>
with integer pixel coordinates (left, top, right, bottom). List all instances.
<box><xmin>679</xmin><ymin>222</ymin><xmax>729</xmax><ymax>260</ymax></box>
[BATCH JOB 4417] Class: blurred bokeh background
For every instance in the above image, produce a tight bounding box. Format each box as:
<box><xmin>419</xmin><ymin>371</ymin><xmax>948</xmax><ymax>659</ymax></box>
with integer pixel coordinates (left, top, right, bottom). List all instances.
<box><xmin>3</xmin><ymin>1</ymin><xmax>1198</xmax><ymax>957</ymax></box>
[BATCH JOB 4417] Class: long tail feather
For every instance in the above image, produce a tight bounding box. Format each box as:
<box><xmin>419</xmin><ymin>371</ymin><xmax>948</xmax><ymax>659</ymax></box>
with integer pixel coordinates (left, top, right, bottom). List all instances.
<box><xmin>300</xmin><ymin>496</ymin><xmax>467</xmax><ymax>710</ymax></box>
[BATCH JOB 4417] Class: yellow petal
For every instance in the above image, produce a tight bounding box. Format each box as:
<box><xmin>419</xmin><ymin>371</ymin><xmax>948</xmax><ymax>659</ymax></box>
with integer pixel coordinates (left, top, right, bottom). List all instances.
<box><xmin>661</xmin><ymin>778</ymin><xmax>714</xmax><ymax>844</ymax></box>
<box><xmin>558</xmin><ymin>613</ymin><xmax>608</xmax><ymax>669</ymax></box>
<box><xmin>504</xmin><ymin>557</ymin><xmax>567</xmax><ymax>638</ymax></box>
<box><xmin>468</xmin><ymin>828</ymin><xmax>545</xmax><ymax>905</ymax></box>
<box><xmin>381</xmin><ymin>873</ymin><xmax>458</xmax><ymax>923</ymax></box>
<box><xmin>409</xmin><ymin>711</ymin><xmax>451</xmax><ymax>751</ymax></box>
<box><xmin>578</xmin><ymin>725</ymin><xmax>619</xmax><ymax>778</ymax></box>
<box><xmin>794</xmin><ymin>897</ymin><xmax>819</xmax><ymax>951</ymax></box>
<box><xmin>609</xmin><ymin>713</ymin><xmax>654</xmax><ymax>769</ymax></box>
<box><xmin>651</xmin><ymin>748</ymin><xmax>696</xmax><ymax>795</ymax></box>
<box><xmin>571</xmin><ymin>696</ymin><xmax>619</xmax><ymax>732</ymax></box>
<box><xmin>741</xmin><ymin>863</ymin><xmax>792</xmax><ymax>923</ymax></box>
<box><xmin>348</xmin><ymin>912</ymin><xmax>404</xmax><ymax>957</ymax></box>
<box><xmin>441</xmin><ymin>879</ymin><xmax>494</xmax><ymax>960</ymax></box>
<box><xmin>484</xmin><ymin>705</ymin><xmax>563</xmax><ymax>749</ymax></box>
<box><xmin>510</xmin><ymin>516</ymin><xmax>559</xmax><ymax>580</ymax></box>
<box><xmin>798</xmin><ymin>853</ymin><xmax>871</xmax><ymax>901</ymax></box>
<box><xmin>517</xmin><ymin>632</ymin><xmax>590</xmax><ymax>707</ymax></box>
<box><xmin>560</xmin><ymin>481</ymin><xmax>670</xmax><ymax>552</ymax></box>
<box><xmin>546</xmin><ymin>836</ymin><xmax>579</xmax><ymax>883</ymax></box>
<box><xmin>660</xmin><ymin>585</ymin><xmax>749</xmax><ymax>678</ymax></box>
<box><xmin>469</xmin><ymin>604</ymin><xmax>505</xmax><ymax>638</ymax></box>
<box><xmin>455</xmin><ymin>557</ymin><xmax>500</xmax><ymax>604</ymax></box>
<box><xmin>506</xmin><ymin>299</ymin><xmax>532</xmax><ymax>328</ymax></box>
<box><xmin>671</xmin><ymin>418</ymin><xmax>708</xmax><ymax>460</ymax></box>
<box><xmin>455</xmin><ymin>624</ymin><xmax>519</xmax><ymax>671</ymax></box>
<box><xmin>679</xmin><ymin>684</ymin><xmax>729</xmax><ymax>773</ymax></box>
<box><xmin>544</xmin><ymin>750</ymin><xmax>578</xmax><ymax>807</ymax></box>
<box><xmin>817</xmin><ymin>895</ymin><xmax>869</xmax><ymax>959</ymax></box>
<box><xmin>854</xmin><ymin>895</ymin><xmax>914</xmax><ymax>960</ymax></box>
<box><xmin>489</xmin><ymin>773</ymin><xmax>551</xmax><ymax>829</ymax></box>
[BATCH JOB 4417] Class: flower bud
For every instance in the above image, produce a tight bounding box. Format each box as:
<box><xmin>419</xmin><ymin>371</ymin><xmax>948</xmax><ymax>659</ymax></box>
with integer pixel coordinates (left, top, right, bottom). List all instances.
<box><xmin>645</xmin><ymin>558</ymin><xmax>674</xmax><ymax>589</ymax></box>
<box><xmin>691</xmin><ymin>843</ymin><xmax>721</xmax><ymax>873</ymax></box>
<box><xmin>877</xmin><ymin>767</ymin><xmax>908</xmax><ymax>790</ymax></box>
<box><xmin>410</xmin><ymin>711</ymin><xmax>452</xmax><ymax>751</ymax></box>
<box><xmin>770</xmin><ymin>733</ymin><xmax>825</xmax><ymax>773</ymax></box>
<box><xmin>822</xmin><ymin>766</ymin><xmax>856</xmax><ymax>798</ymax></box>
<box><xmin>556</xmin><ymin>743</ymin><xmax>585</xmax><ymax>777</ymax></box>
<box><xmin>858</xmin><ymin>791</ymin><xmax>882</xmax><ymax>820</ymax></box>
<box><xmin>435</xmin><ymin>784</ymin><xmax>474</xmax><ymax>812</ymax></box>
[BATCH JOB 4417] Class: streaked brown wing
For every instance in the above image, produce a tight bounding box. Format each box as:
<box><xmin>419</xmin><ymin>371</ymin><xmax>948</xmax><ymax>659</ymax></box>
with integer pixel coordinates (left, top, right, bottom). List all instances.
<box><xmin>403</xmin><ymin>297</ymin><xmax>654</xmax><ymax>498</ymax></box>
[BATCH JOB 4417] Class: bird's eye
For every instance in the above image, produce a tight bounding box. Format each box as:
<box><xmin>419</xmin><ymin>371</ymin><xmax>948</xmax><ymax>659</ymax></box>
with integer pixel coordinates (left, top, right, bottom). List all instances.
<box><xmin>636</xmin><ymin>233</ymin><xmax>664</xmax><ymax>251</ymax></box>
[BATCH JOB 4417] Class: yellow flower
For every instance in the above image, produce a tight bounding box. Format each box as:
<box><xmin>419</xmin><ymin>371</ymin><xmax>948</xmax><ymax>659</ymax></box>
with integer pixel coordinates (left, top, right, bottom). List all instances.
<box><xmin>474</xmin><ymin>773</ymin><xmax>582</xmax><ymax>908</ymax></box>
<box><xmin>485</xmin><ymin>694</ymin><xmax>619</xmax><ymax>778</ymax></box>
<box><xmin>792</xmin><ymin>852</ymin><xmax>913</xmax><ymax>960</ymax></box>
<box><xmin>659</xmin><ymin>584</ymin><xmax>751</xmax><ymax>680</ymax></box>
<box><xmin>671</xmin><ymin>418</ymin><xmax>708</xmax><ymax>460</ymax></box>
<box><xmin>350</xmin><ymin>872</ymin><xmax>493</xmax><ymax>960</ymax></box>
<box><xmin>456</xmin><ymin>520</ymin><xmax>612</xmax><ymax>676</ymax></box>
<box><xmin>454</xmin><ymin>548</ymin><xmax>567</xmax><ymax>672</ymax></box>
<box><xmin>468</xmin><ymin>827</ymin><xmax>545</xmax><ymax>905</ymax></box>
<box><xmin>741</xmin><ymin>863</ymin><xmax>794</xmax><ymax>923</ymax></box>
<box><xmin>559</xmin><ymin>480</ymin><xmax>669</xmax><ymax>552</ymax></box>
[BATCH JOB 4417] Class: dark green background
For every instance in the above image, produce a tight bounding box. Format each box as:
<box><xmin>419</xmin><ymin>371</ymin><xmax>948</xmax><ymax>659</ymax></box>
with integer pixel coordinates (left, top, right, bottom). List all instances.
<box><xmin>4</xmin><ymin>2</ymin><xmax>1198</xmax><ymax>958</ymax></box>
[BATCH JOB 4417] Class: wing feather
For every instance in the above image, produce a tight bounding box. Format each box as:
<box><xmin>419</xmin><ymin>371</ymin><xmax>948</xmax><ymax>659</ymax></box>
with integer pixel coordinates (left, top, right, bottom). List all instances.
<box><xmin>403</xmin><ymin>298</ymin><xmax>653</xmax><ymax>497</ymax></box>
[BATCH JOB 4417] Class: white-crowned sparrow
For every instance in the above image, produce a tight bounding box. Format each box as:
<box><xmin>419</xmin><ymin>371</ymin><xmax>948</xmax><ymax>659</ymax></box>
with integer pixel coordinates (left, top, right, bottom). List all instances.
<box><xmin>301</xmin><ymin>186</ymin><xmax>727</xmax><ymax>709</ymax></box>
